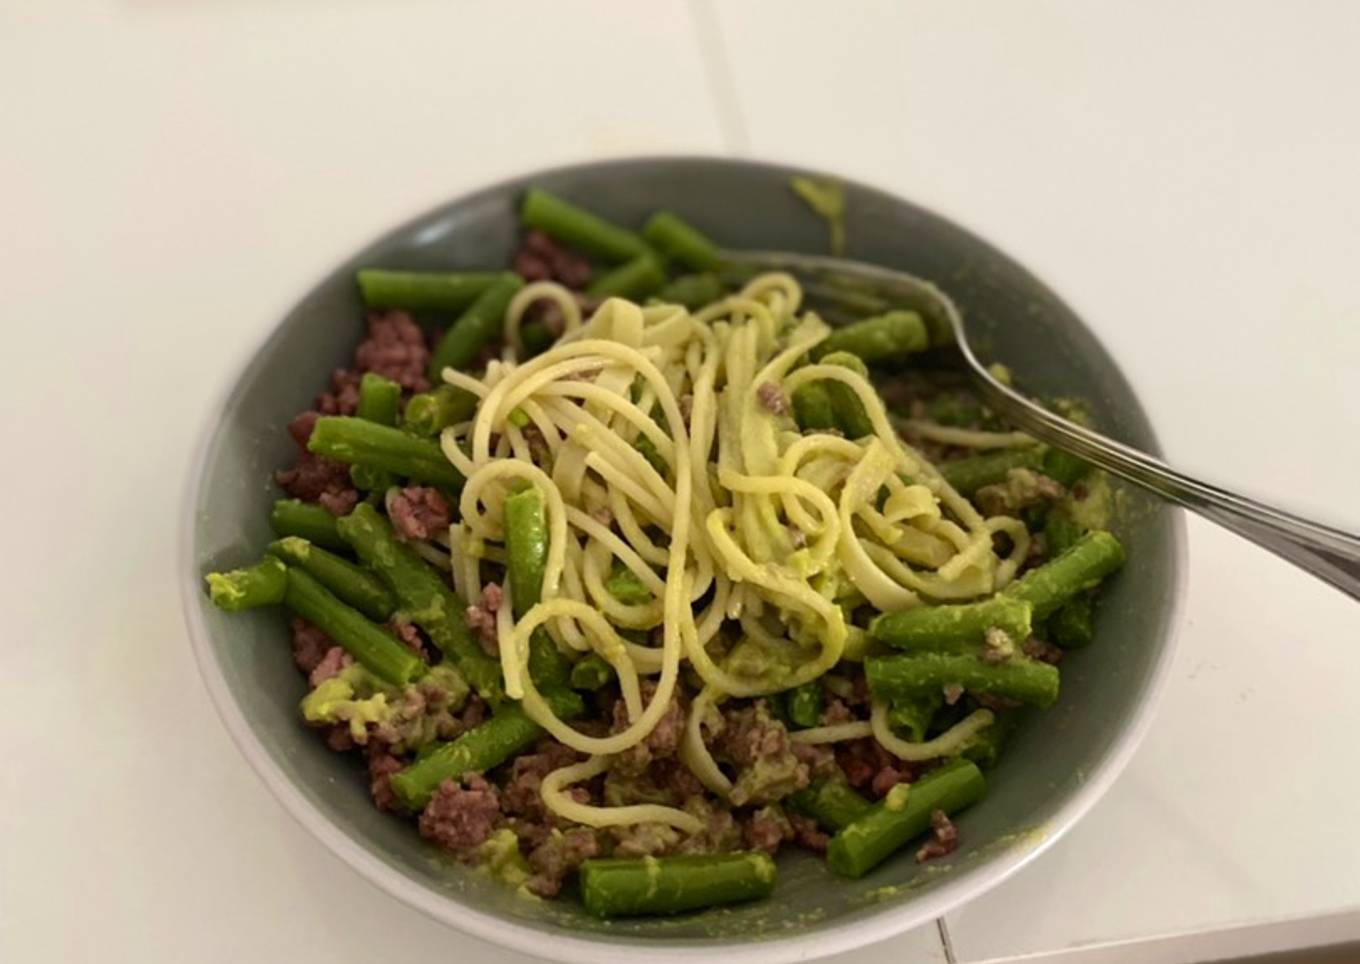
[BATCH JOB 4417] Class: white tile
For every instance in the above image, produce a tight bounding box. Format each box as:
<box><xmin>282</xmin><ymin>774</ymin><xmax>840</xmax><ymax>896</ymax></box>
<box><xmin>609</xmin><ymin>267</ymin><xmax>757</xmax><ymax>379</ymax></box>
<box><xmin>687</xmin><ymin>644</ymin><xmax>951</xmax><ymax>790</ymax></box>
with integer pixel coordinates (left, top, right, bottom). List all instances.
<box><xmin>709</xmin><ymin>1</ymin><xmax>1360</xmax><ymax>959</ymax></box>
<box><xmin>713</xmin><ymin>0</ymin><xmax>1360</xmax><ymax>520</ymax></box>
<box><xmin>0</xmin><ymin>4</ymin><xmax>726</xmax><ymax>963</ymax></box>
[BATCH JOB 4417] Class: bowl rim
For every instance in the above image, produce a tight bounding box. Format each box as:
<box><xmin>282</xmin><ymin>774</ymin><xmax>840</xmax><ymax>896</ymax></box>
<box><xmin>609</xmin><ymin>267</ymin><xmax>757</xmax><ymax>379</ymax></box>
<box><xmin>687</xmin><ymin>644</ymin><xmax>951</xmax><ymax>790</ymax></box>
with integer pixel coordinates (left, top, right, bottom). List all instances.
<box><xmin>179</xmin><ymin>154</ymin><xmax>1189</xmax><ymax>964</ymax></box>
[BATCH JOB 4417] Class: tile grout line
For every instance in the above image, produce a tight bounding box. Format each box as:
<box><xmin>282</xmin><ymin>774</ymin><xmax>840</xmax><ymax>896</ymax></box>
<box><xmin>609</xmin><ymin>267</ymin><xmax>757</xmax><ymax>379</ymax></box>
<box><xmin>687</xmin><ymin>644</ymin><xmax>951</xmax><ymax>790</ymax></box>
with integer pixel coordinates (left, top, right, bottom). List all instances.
<box><xmin>937</xmin><ymin>917</ymin><xmax>959</xmax><ymax>963</ymax></box>
<box><xmin>684</xmin><ymin>0</ymin><xmax>750</xmax><ymax>155</ymax></box>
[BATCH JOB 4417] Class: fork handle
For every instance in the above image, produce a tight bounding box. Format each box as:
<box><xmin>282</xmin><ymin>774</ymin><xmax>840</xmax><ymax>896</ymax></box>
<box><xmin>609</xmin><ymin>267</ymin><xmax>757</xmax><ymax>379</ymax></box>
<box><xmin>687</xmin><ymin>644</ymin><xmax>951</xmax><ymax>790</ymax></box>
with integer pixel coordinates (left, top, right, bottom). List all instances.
<box><xmin>973</xmin><ymin>377</ymin><xmax>1360</xmax><ymax>603</ymax></box>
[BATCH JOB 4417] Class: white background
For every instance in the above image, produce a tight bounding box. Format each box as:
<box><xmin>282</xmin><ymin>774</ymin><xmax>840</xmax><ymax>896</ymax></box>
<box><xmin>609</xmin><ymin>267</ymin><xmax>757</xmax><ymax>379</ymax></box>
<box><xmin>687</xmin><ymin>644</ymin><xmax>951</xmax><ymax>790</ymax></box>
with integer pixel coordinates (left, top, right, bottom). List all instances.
<box><xmin>4</xmin><ymin>2</ymin><xmax>1360</xmax><ymax>962</ymax></box>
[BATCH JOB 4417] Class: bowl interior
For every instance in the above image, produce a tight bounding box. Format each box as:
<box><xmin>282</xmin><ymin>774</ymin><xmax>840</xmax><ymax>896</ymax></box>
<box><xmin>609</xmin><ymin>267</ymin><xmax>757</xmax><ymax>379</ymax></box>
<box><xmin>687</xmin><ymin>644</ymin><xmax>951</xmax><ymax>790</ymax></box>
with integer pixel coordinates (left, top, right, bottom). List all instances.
<box><xmin>186</xmin><ymin>158</ymin><xmax>1181</xmax><ymax>957</ymax></box>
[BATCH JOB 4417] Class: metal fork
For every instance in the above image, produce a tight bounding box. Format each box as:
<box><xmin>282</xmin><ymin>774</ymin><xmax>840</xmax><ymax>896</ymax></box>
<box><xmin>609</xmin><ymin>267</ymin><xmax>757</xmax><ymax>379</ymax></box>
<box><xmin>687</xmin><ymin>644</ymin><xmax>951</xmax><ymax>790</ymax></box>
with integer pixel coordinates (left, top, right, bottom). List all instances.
<box><xmin>725</xmin><ymin>250</ymin><xmax>1360</xmax><ymax>603</ymax></box>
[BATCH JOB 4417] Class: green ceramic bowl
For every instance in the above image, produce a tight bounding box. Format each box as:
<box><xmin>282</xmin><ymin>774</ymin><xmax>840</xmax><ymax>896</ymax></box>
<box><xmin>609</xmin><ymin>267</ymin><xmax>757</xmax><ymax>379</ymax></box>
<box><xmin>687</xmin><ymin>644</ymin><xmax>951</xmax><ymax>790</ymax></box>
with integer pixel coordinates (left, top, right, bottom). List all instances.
<box><xmin>181</xmin><ymin>157</ymin><xmax>1185</xmax><ymax>962</ymax></box>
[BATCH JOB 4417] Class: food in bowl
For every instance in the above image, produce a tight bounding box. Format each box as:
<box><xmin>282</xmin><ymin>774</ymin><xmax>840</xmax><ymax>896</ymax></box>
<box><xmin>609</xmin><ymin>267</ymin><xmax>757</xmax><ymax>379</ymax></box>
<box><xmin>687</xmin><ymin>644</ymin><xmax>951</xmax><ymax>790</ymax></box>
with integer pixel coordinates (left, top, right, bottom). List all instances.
<box><xmin>202</xmin><ymin>188</ymin><xmax>1125</xmax><ymax>918</ymax></box>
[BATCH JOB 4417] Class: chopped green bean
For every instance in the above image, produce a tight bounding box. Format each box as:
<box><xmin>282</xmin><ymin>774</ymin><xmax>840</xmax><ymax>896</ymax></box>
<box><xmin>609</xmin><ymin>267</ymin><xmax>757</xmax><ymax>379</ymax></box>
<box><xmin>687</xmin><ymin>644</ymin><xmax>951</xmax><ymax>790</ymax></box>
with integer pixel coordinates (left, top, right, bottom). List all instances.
<box><xmin>336</xmin><ymin>503</ymin><xmax>503</xmax><ymax>701</ymax></box>
<box><xmin>606</xmin><ymin>565</ymin><xmax>653</xmax><ymax>605</ymax></box>
<box><xmin>886</xmin><ymin>692</ymin><xmax>944</xmax><ymax>743</ymax></box>
<box><xmin>268</xmin><ymin>536</ymin><xmax>395</xmax><ymax>622</ymax></box>
<box><xmin>349</xmin><ymin>463</ymin><xmax>395</xmax><ymax>493</ymax></box>
<box><xmin>1042</xmin><ymin>447</ymin><xmax>1090</xmax><ymax>488</ymax></box>
<box><xmin>585</xmin><ymin>254</ymin><xmax>666</xmax><ymax>302</ymax></box>
<box><xmin>282</xmin><ymin>568</ymin><xmax>424</xmax><ymax>686</ymax></box>
<box><xmin>642</xmin><ymin>211</ymin><xmax>721</xmax><ymax>271</ymax></box>
<box><xmin>792</xmin><ymin>381</ymin><xmax>837</xmax><ymax>431</ymax></box>
<box><xmin>404</xmin><ymin>384</ymin><xmax>478</xmax><ymax>437</ymax></box>
<box><xmin>826</xmin><ymin>758</ymin><xmax>986</xmax><ymax>878</ymax></box>
<box><xmin>520</xmin><ymin>188</ymin><xmax>649</xmax><ymax>263</ymax></box>
<box><xmin>389</xmin><ymin>692</ymin><xmax>585</xmax><ymax>810</ymax></box>
<box><xmin>866</xmin><ymin>652</ymin><xmax>1060</xmax><ymax>709</ymax></box>
<box><xmin>820</xmin><ymin>350</ymin><xmax>875</xmax><ymax>439</ymax></box>
<box><xmin>580</xmin><ymin>852</ymin><xmax>776</xmax><ymax>918</ymax></box>
<box><xmin>788</xmin><ymin>780</ymin><xmax>873</xmax><ymax>832</ymax></box>
<box><xmin>356</xmin><ymin>270</ymin><xmax>499</xmax><ymax>311</ymax></box>
<box><xmin>1048</xmin><ymin>595</ymin><xmax>1095</xmax><ymax>648</ymax></box>
<box><xmin>816</xmin><ymin>310</ymin><xmax>929</xmax><ymax>362</ymax></box>
<box><xmin>657</xmin><ymin>272</ymin><xmax>726</xmax><ymax>310</ymax></box>
<box><xmin>269</xmin><ymin>499</ymin><xmax>347</xmax><ymax>552</ymax></box>
<box><xmin>427</xmin><ymin>273</ymin><xmax>524</xmax><ymax>381</ymax></box>
<box><xmin>505</xmin><ymin>486</ymin><xmax>571</xmax><ymax>690</ymax></box>
<box><xmin>870</xmin><ymin>596</ymin><xmax>1033</xmax><ymax>652</ymax></box>
<box><xmin>1004</xmin><ymin>530</ymin><xmax>1125</xmax><ymax>620</ymax></box>
<box><xmin>308</xmin><ymin>416</ymin><xmax>464</xmax><ymax>490</ymax></box>
<box><xmin>204</xmin><ymin>556</ymin><xmax>288</xmax><ymax>611</ymax></box>
<box><xmin>1042</xmin><ymin>503</ymin><xmax>1084</xmax><ymax>558</ymax></box>
<box><xmin>785</xmin><ymin>681</ymin><xmax>824</xmax><ymax>729</ymax></box>
<box><xmin>569</xmin><ymin>652</ymin><xmax>615</xmax><ymax>691</ymax></box>
<box><xmin>355</xmin><ymin>372</ymin><xmax>401</xmax><ymax>426</ymax></box>
<box><xmin>962</xmin><ymin>708</ymin><xmax>1023</xmax><ymax>770</ymax></box>
<box><xmin>939</xmin><ymin>448</ymin><xmax>1045</xmax><ymax>497</ymax></box>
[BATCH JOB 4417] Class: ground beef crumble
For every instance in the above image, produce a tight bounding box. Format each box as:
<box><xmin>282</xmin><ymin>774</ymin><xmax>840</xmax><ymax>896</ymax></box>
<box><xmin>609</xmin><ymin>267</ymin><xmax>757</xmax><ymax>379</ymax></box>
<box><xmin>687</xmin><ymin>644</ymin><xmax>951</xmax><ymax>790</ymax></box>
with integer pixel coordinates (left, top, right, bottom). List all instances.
<box><xmin>465</xmin><ymin>583</ymin><xmax>503</xmax><ymax>655</ymax></box>
<box><xmin>419</xmin><ymin>773</ymin><xmax>501</xmax><ymax>854</ymax></box>
<box><xmin>512</xmin><ymin>230</ymin><xmax>592</xmax><ymax>289</ymax></box>
<box><xmin>291</xmin><ymin>618</ymin><xmax>334</xmax><ymax>676</ymax></box>
<box><xmin>367</xmin><ymin>746</ymin><xmax>405</xmax><ymax>813</ymax></box>
<box><xmin>1023</xmin><ymin>636</ymin><xmax>1065</xmax><ymax>665</ymax></box>
<box><xmin>308</xmin><ymin>645</ymin><xmax>353</xmax><ymax>686</ymax></box>
<box><xmin>756</xmin><ymin>381</ymin><xmax>789</xmax><ymax>415</ymax></box>
<box><xmin>525</xmin><ymin>828</ymin><xmax>600</xmax><ymax>897</ymax></box>
<box><xmin>915</xmin><ymin>809</ymin><xmax>959</xmax><ymax>862</ymax></box>
<box><xmin>610</xmin><ymin>679</ymin><xmax>685</xmax><ymax>777</ymax></box>
<box><xmin>388</xmin><ymin>486</ymin><xmax>452</xmax><ymax>541</ymax></box>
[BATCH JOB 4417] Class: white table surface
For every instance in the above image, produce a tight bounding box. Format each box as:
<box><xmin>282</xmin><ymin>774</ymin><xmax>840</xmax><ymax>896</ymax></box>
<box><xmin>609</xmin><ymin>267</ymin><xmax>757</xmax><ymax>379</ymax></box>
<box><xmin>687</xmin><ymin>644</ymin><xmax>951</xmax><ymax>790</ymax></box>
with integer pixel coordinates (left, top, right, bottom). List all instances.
<box><xmin>4</xmin><ymin>2</ymin><xmax>1360</xmax><ymax>962</ymax></box>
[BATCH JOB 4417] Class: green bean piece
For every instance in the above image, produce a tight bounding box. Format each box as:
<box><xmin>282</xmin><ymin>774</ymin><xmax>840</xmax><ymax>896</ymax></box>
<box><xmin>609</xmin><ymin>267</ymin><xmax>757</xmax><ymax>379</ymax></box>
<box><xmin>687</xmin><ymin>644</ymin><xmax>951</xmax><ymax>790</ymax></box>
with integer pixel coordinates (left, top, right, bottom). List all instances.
<box><xmin>606</xmin><ymin>564</ymin><xmax>653</xmax><ymax>605</ymax></box>
<box><xmin>816</xmin><ymin>310</ymin><xmax>929</xmax><ymax>362</ymax></box>
<box><xmin>585</xmin><ymin>254</ymin><xmax>666</xmax><ymax>302</ymax></box>
<box><xmin>819</xmin><ymin>350</ymin><xmax>875</xmax><ymax>439</ymax></box>
<box><xmin>657</xmin><ymin>272</ymin><xmax>726</xmax><ymax>310</ymax></box>
<box><xmin>505</xmin><ymin>486</ymin><xmax>572</xmax><ymax>689</ymax></box>
<box><xmin>569</xmin><ymin>652</ymin><xmax>615</xmax><ymax>691</ymax></box>
<box><xmin>282</xmin><ymin>568</ymin><xmax>424</xmax><ymax>686</ymax></box>
<box><xmin>519</xmin><ymin>188</ymin><xmax>650</xmax><ymax>263</ymax></box>
<box><xmin>579</xmin><ymin>853</ymin><xmax>777</xmax><ymax>918</ymax></box>
<box><xmin>1004</xmin><ymin>530</ymin><xmax>1125</xmax><ymax>620</ymax></box>
<box><xmin>865</xmin><ymin>652</ymin><xmax>1060</xmax><ymax>709</ymax></box>
<box><xmin>785</xmin><ymin>681</ymin><xmax>824</xmax><ymax>729</ymax></box>
<box><xmin>1049</xmin><ymin>595</ymin><xmax>1095</xmax><ymax>648</ymax></box>
<box><xmin>389</xmin><ymin>692</ymin><xmax>586</xmax><ymax>810</ymax></box>
<box><xmin>403</xmin><ymin>384</ymin><xmax>479</xmax><ymax>438</ymax></box>
<box><xmin>927</xmin><ymin>393</ymin><xmax>985</xmax><ymax>428</ymax></box>
<box><xmin>204</xmin><ymin>556</ymin><xmax>288</xmax><ymax>611</ymax></box>
<box><xmin>520</xmin><ymin>320</ymin><xmax>555</xmax><ymax>357</ymax></box>
<box><xmin>349</xmin><ymin>463</ymin><xmax>396</xmax><ymax>493</ymax></box>
<box><xmin>504</xmin><ymin>487</ymin><xmax>548</xmax><ymax>617</ymax></box>
<box><xmin>427</xmin><ymin>273</ymin><xmax>525</xmax><ymax>381</ymax></box>
<box><xmin>792</xmin><ymin>381</ymin><xmax>838</xmax><ymax>432</ymax></box>
<box><xmin>869</xmin><ymin>596</ymin><xmax>1033</xmax><ymax>652</ymax></box>
<box><xmin>1042</xmin><ymin>447</ymin><xmax>1090</xmax><ymax>488</ymax></box>
<box><xmin>336</xmin><ymin>504</ymin><xmax>503</xmax><ymax>701</ymax></box>
<box><xmin>267</xmin><ymin>537</ymin><xmax>395</xmax><ymax>622</ymax></box>
<box><xmin>308</xmin><ymin>416</ymin><xmax>464</xmax><ymax>490</ymax></box>
<box><xmin>633</xmin><ymin>435</ymin><xmax>669</xmax><ymax>478</ymax></box>
<box><xmin>886</xmin><ymin>692</ymin><xmax>944</xmax><ymax>743</ymax></box>
<box><xmin>356</xmin><ymin>270</ymin><xmax>500</xmax><ymax>311</ymax></box>
<box><xmin>269</xmin><ymin>499</ymin><xmax>348</xmax><ymax>552</ymax></box>
<box><xmin>355</xmin><ymin>372</ymin><xmax>402</xmax><ymax>426</ymax></box>
<box><xmin>963</xmin><ymin>708</ymin><xmax>1023</xmax><ymax>770</ymax></box>
<box><xmin>788</xmin><ymin>780</ymin><xmax>873</xmax><ymax>832</ymax></box>
<box><xmin>642</xmin><ymin>211</ymin><xmax>721</xmax><ymax>271</ymax></box>
<box><xmin>939</xmin><ymin>448</ymin><xmax>1045</xmax><ymax>497</ymax></box>
<box><xmin>1042</xmin><ymin>503</ymin><xmax>1084</xmax><ymax>558</ymax></box>
<box><xmin>826</xmin><ymin>758</ymin><xmax>986</xmax><ymax>878</ymax></box>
